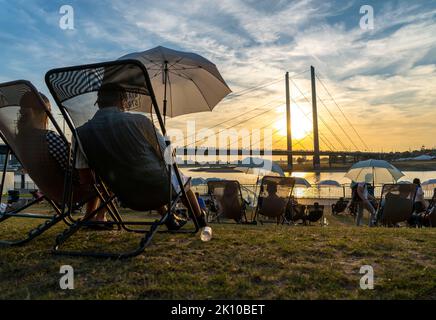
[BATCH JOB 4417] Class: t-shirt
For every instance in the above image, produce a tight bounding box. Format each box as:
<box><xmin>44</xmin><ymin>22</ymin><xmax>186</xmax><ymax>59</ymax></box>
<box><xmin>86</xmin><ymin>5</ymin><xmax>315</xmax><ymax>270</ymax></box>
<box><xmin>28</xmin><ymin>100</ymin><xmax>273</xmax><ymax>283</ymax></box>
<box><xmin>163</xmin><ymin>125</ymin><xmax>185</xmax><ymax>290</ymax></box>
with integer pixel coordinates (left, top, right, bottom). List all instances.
<box><xmin>415</xmin><ymin>186</ymin><xmax>425</xmax><ymax>204</ymax></box>
<box><xmin>75</xmin><ymin>107</ymin><xmax>188</xmax><ymax>208</ymax></box>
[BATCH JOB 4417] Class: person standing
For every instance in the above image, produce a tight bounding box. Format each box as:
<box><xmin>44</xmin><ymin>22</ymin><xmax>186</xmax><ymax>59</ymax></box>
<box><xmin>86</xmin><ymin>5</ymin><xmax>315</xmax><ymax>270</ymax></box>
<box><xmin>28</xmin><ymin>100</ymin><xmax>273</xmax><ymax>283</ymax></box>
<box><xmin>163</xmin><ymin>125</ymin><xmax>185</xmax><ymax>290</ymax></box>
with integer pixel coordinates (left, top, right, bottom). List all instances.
<box><xmin>355</xmin><ymin>174</ymin><xmax>377</xmax><ymax>226</ymax></box>
<box><xmin>412</xmin><ymin>178</ymin><xmax>427</xmax><ymax>213</ymax></box>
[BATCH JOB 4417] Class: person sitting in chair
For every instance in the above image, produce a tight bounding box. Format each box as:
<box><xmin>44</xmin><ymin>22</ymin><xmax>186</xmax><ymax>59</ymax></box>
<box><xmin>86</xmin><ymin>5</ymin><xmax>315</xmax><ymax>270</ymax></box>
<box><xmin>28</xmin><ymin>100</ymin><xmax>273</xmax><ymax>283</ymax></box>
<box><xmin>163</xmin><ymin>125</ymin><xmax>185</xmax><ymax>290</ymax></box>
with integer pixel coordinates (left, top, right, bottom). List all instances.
<box><xmin>75</xmin><ymin>83</ymin><xmax>207</xmax><ymax>229</ymax></box>
<box><xmin>220</xmin><ymin>182</ymin><xmax>243</xmax><ymax>222</ymax></box>
<box><xmin>260</xmin><ymin>180</ymin><xmax>285</xmax><ymax>220</ymax></box>
<box><xmin>17</xmin><ymin>91</ymin><xmax>103</xmax><ymax>223</ymax></box>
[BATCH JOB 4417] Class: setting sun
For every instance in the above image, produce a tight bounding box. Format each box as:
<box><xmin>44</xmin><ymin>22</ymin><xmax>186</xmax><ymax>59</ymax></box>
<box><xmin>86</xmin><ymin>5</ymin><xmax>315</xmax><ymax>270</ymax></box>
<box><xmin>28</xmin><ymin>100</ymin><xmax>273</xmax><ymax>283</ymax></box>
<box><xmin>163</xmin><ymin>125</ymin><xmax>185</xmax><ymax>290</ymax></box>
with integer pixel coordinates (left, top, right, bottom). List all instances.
<box><xmin>274</xmin><ymin>105</ymin><xmax>312</xmax><ymax>140</ymax></box>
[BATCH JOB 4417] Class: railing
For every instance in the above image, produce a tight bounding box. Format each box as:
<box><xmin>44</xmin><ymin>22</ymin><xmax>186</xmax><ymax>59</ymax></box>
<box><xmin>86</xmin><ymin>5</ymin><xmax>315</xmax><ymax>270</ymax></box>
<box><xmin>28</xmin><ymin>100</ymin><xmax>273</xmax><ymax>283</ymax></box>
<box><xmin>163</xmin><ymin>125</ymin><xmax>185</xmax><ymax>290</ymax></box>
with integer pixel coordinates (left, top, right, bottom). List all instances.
<box><xmin>14</xmin><ymin>182</ymin><xmax>37</xmax><ymax>190</ymax></box>
<box><xmin>193</xmin><ymin>183</ymin><xmax>436</xmax><ymax>201</ymax></box>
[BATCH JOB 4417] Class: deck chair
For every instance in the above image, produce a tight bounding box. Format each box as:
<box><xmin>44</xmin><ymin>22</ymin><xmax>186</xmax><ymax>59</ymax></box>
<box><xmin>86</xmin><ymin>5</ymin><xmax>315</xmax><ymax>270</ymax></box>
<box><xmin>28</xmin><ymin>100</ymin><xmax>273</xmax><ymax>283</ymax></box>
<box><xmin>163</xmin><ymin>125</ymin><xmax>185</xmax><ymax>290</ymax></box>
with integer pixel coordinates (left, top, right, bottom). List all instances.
<box><xmin>331</xmin><ymin>197</ymin><xmax>349</xmax><ymax>215</ymax></box>
<box><xmin>0</xmin><ymin>80</ymin><xmax>94</xmax><ymax>246</ymax></box>
<box><xmin>306</xmin><ymin>203</ymin><xmax>325</xmax><ymax>225</ymax></box>
<box><xmin>45</xmin><ymin>59</ymin><xmax>201</xmax><ymax>258</ymax></box>
<box><xmin>376</xmin><ymin>184</ymin><xmax>417</xmax><ymax>226</ymax></box>
<box><xmin>420</xmin><ymin>188</ymin><xmax>436</xmax><ymax>227</ymax></box>
<box><xmin>253</xmin><ymin>176</ymin><xmax>295</xmax><ymax>224</ymax></box>
<box><xmin>283</xmin><ymin>197</ymin><xmax>306</xmax><ymax>224</ymax></box>
<box><xmin>207</xmin><ymin>180</ymin><xmax>250</xmax><ymax>223</ymax></box>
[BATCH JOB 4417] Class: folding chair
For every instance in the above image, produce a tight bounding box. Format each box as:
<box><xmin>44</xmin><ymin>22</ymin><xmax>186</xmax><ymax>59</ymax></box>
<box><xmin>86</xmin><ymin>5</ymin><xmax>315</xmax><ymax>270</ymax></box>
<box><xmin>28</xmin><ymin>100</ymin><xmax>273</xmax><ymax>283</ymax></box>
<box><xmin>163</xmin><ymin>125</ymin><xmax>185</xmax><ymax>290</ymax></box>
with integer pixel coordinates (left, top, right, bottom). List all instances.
<box><xmin>331</xmin><ymin>197</ymin><xmax>349</xmax><ymax>215</ymax></box>
<box><xmin>253</xmin><ymin>176</ymin><xmax>295</xmax><ymax>224</ymax></box>
<box><xmin>376</xmin><ymin>184</ymin><xmax>417</xmax><ymax>226</ymax></box>
<box><xmin>45</xmin><ymin>59</ymin><xmax>201</xmax><ymax>258</ymax></box>
<box><xmin>0</xmin><ymin>80</ymin><xmax>92</xmax><ymax>246</ymax></box>
<box><xmin>428</xmin><ymin>191</ymin><xmax>436</xmax><ymax>227</ymax></box>
<box><xmin>421</xmin><ymin>188</ymin><xmax>436</xmax><ymax>227</ymax></box>
<box><xmin>305</xmin><ymin>203</ymin><xmax>325</xmax><ymax>225</ymax></box>
<box><xmin>207</xmin><ymin>180</ymin><xmax>250</xmax><ymax>223</ymax></box>
<box><xmin>283</xmin><ymin>198</ymin><xmax>306</xmax><ymax>225</ymax></box>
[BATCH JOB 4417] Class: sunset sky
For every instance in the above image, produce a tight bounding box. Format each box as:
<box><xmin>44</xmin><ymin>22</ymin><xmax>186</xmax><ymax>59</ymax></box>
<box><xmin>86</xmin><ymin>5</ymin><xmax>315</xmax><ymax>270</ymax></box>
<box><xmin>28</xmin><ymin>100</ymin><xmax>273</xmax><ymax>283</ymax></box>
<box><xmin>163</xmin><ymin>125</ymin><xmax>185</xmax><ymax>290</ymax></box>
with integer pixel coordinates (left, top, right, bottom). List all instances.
<box><xmin>0</xmin><ymin>0</ymin><xmax>435</xmax><ymax>152</ymax></box>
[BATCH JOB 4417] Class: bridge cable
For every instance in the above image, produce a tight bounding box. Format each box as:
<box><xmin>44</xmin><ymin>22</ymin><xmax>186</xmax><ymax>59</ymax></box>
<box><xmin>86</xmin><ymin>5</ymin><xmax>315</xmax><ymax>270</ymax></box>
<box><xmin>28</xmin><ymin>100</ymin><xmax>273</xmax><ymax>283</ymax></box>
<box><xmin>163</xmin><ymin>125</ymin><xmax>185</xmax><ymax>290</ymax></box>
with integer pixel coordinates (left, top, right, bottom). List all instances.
<box><xmin>317</xmin><ymin>95</ymin><xmax>360</xmax><ymax>150</ymax></box>
<box><xmin>316</xmin><ymin>74</ymin><xmax>369</xmax><ymax>151</ymax></box>
<box><xmin>289</xmin><ymin>78</ymin><xmax>348</xmax><ymax>151</ymax></box>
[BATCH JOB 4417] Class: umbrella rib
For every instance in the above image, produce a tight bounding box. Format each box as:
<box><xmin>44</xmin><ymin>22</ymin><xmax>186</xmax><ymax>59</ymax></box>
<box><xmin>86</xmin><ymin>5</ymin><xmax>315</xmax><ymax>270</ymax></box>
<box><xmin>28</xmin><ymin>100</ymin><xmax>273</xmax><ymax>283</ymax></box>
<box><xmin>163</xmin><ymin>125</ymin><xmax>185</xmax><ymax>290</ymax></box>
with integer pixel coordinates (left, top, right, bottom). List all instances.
<box><xmin>142</xmin><ymin>57</ymin><xmax>163</xmax><ymax>70</ymax></box>
<box><xmin>167</xmin><ymin>58</ymin><xmax>185</xmax><ymax>70</ymax></box>
<box><xmin>168</xmin><ymin>70</ymin><xmax>212</xmax><ymax>110</ymax></box>
<box><xmin>170</xmin><ymin>62</ymin><xmax>230</xmax><ymax>91</ymax></box>
<box><xmin>149</xmin><ymin>70</ymin><xmax>162</xmax><ymax>80</ymax></box>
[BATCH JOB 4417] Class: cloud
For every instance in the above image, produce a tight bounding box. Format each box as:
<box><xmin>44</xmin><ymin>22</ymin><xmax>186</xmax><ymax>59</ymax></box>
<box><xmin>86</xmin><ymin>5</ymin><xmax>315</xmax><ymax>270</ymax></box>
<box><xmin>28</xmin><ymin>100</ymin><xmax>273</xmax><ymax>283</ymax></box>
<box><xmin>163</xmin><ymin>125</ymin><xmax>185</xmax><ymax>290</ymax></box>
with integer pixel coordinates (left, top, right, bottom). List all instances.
<box><xmin>0</xmin><ymin>0</ymin><xmax>435</xmax><ymax>150</ymax></box>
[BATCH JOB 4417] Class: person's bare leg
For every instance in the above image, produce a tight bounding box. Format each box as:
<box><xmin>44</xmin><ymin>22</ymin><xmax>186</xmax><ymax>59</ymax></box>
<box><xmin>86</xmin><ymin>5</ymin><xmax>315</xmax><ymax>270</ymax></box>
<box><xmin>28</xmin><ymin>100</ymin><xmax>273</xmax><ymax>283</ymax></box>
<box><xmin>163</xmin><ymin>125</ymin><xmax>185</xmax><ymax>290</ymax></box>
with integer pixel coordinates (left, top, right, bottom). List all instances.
<box><xmin>78</xmin><ymin>169</ymin><xmax>106</xmax><ymax>222</ymax></box>
<box><xmin>182</xmin><ymin>189</ymin><xmax>207</xmax><ymax>227</ymax></box>
<box><xmin>356</xmin><ymin>202</ymin><xmax>364</xmax><ymax>226</ymax></box>
<box><xmin>362</xmin><ymin>200</ymin><xmax>376</xmax><ymax>226</ymax></box>
<box><xmin>184</xmin><ymin>189</ymin><xmax>203</xmax><ymax>219</ymax></box>
<box><xmin>82</xmin><ymin>197</ymin><xmax>106</xmax><ymax>222</ymax></box>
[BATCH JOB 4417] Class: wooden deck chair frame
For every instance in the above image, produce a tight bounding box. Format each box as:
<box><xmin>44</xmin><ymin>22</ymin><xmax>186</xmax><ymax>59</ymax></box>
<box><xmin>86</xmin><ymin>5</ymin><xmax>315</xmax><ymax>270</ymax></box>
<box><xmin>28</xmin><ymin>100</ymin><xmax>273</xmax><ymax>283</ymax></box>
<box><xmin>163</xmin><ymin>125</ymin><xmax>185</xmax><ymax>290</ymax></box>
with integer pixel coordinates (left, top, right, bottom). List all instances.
<box><xmin>206</xmin><ymin>180</ymin><xmax>252</xmax><ymax>224</ymax></box>
<box><xmin>253</xmin><ymin>176</ymin><xmax>295</xmax><ymax>224</ymax></box>
<box><xmin>45</xmin><ymin>60</ymin><xmax>201</xmax><ymax>259</ymax></box>
<box><xmin>0</xmin><ymin>80</ymin><xmax>89</xmax><ymax>246</ymax></box>
<box><xmin>376</xmin><ymin>183</ymin><xmax>417</xmax><ymax>226</ymax></box>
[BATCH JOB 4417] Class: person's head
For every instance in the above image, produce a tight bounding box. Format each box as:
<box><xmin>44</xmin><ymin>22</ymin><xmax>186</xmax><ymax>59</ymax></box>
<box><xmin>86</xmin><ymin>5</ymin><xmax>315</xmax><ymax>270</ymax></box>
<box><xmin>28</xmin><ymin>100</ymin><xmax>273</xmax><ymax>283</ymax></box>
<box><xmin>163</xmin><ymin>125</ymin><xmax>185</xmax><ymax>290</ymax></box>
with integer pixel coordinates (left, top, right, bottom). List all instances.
<box><xmin>399</xmin><ymin>184</ymin><xmax>412</xmax><ymax>197</ymax></box>
<box><xmin>364</xmin><ymin>173</ymin><xmax>373</xmax><ymax>184</ymax></box>
<box><xmin>223</xmin><ymin>182</ymin><xmax>238</xmax><ymax>197</ymax></box>
<box><xmin>18</xmin><ymin>91</ymin><xmax>50</xmax><ymax>131</ymax></box>
<box><xmin>266</xmin><ymin>181</ymin><xmax>278</xmax><ymax>195</ymax></box>
<box><xmin>195</xmin><ymin>192</ymin><xmax>200</xmax><ymax>199</ymax></box>
<box><xmin>39</xmin><ymin>92</ymin><xmax>51</xmax><ymax>109</ymax></box>
<box><xmin>413</xmin><ymin>178</ymin><xmax>421</xmax><ymax>186</ymax></box>
<box><xmin>96</xmin><ymin>83</ymin><xmax>127</xmax><ymax>110</ymax></box>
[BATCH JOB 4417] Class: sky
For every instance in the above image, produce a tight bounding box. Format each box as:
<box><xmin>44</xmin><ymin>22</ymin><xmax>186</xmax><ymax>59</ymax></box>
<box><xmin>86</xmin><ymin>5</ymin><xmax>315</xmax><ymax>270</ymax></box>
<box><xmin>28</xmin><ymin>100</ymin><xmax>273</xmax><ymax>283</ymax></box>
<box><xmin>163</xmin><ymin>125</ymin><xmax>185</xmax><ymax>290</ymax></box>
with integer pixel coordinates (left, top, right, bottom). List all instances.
<box><xmin>0</xmin><ymin>0</ymin><xmax>435</xmax><ymax>152</ymax></box>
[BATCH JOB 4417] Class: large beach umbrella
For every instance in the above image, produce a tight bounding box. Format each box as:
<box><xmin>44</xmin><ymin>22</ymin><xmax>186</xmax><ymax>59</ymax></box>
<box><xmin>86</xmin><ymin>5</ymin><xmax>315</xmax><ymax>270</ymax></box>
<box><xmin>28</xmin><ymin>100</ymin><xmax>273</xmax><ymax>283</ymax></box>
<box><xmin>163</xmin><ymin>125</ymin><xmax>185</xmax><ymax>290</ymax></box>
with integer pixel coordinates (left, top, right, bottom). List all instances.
<box><xmin>345</xmin><ymin>159</ymin><xmax>404</xmax><ymax>185</ymax></box>
<box><xmin>119</xmin><ymin>46</ymin><xmax>231</xmax><ymax>121</ymax></box>
<box><xmin>236</xmin><ymin>157</ymin><xmax>285</xmax><ymax>177</ymax></box>
<box><xmin>191</xmin><ymin>177</ymin><xmax>207</xmax><ymax>186</ymax></box>
<box><xmin>421</xmin><ymin>179</ymin><xmax>436</xmax><ymax>190</ymax></box>
<box><xmin>293</xmin><ymin>177</ymin><xmax>312</xmax><ymax>188</ymax></box>
<box><xmin>318</xmin><ymin>180</ymin><xmax>341</xmax><ymax>188</ymax></box>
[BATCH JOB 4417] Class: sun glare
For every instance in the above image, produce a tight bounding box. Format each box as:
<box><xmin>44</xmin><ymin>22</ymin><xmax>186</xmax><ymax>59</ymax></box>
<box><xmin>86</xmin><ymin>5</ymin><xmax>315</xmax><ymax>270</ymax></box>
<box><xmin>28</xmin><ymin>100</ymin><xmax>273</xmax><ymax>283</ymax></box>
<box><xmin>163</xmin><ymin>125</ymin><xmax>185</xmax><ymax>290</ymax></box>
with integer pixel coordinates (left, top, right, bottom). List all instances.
<box><xmin>274</xmin><ymin>105</ymin><xmax>312</xmax><ymax>140</ymax></box>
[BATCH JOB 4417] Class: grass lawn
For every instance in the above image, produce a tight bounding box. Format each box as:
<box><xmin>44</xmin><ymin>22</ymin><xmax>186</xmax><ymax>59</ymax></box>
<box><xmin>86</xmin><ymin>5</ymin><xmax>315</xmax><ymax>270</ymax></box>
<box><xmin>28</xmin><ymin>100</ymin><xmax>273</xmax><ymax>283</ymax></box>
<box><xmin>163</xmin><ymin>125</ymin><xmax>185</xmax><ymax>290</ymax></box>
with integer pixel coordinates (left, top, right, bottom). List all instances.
<box><xmin>0</xmin><ymin>203</ymin><xmax>435</xmax><ymax>300</ymax></box>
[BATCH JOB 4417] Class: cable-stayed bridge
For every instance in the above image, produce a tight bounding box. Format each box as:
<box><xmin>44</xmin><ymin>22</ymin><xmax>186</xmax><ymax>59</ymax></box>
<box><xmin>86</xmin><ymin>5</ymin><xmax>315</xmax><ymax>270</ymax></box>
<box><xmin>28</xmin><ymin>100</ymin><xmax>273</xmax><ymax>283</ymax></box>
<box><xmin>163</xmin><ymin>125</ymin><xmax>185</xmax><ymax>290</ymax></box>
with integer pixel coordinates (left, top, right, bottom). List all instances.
<box><xmin>177</xmin><ymin>66</ymin><xmax>379</xmax><ymax>170</ymax></box>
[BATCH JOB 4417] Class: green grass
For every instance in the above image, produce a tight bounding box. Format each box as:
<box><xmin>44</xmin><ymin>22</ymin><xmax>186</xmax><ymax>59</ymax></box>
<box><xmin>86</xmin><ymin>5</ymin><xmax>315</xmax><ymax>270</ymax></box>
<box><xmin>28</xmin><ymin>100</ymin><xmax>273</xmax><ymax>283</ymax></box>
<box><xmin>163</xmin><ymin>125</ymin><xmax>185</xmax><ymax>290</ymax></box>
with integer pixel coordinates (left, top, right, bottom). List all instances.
<box><xmin>0</xmin><ymin>203</ymin><xmax>435</xmax><ymax>300</ymax></box>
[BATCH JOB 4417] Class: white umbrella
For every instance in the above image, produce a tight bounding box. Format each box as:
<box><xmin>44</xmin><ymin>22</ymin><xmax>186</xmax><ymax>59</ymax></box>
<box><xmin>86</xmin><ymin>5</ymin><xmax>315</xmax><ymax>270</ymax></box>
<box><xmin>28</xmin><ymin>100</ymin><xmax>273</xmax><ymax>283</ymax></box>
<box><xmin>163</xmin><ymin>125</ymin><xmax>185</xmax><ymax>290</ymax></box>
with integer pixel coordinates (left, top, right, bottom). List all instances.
<box><xmin>318</xmin><ymin>180</ymin><xmax>341</xmax><ymax>188</ymax></box>
<box><xmin>236</xmin><ymin>157</ymin><xmax>285</xmax><ymax>177</ymax></box>
<box><xmin>422</xmin><ymin>179</ymin><xmax>436</xmax><ymax>190</ymax></box>
<box><xmin>345</xmin><ymin>159</ymin><xmax>404</xmax><ymax>185</ymax></box>
<box><xmin>293</xmin><ymin>177</ymin><xmax>311</xmax><ymax>188</ymax></box>
<box><xmin>119</xmin><ymin>46</ymin><xmax>231</xmax><ymax>121</ymax></box>
<box><xmin>191</xmin><ymin>177</ymin><xmax>207</xmax><ymax>186</ymax></box>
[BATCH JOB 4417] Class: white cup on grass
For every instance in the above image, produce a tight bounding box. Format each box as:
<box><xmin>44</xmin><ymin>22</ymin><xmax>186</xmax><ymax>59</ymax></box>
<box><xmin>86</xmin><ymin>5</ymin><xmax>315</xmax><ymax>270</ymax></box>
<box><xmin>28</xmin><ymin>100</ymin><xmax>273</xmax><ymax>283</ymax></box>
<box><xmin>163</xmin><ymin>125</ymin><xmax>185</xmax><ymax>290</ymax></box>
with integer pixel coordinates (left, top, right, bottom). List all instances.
<box><xmin>200</xmin><ymin>226</ymin><xmax>212</xmax><ymax>242</ymax></box>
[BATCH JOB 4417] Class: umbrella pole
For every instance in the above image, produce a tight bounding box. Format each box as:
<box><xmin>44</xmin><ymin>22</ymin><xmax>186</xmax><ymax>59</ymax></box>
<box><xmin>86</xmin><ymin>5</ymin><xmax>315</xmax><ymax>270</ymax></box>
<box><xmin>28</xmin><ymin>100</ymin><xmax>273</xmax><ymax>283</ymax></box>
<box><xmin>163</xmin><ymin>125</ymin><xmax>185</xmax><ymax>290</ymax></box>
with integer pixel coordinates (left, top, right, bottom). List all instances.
<box><xmin>163</xmin><ymin>61</ymin><xmax>168</xmax><ymax>125</ymax></box>
<box><xmin>373</xmin><ymin>167</ymin><xmax>375</xmax><ymax>187</ymax></box>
